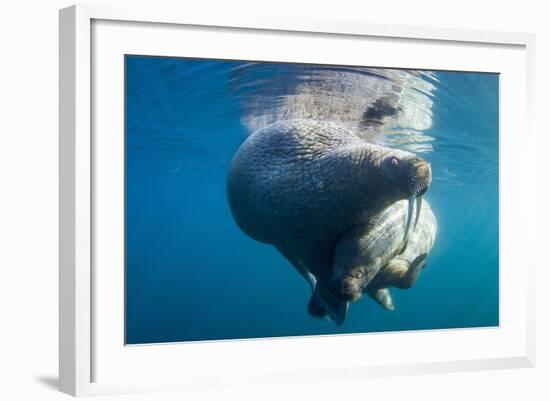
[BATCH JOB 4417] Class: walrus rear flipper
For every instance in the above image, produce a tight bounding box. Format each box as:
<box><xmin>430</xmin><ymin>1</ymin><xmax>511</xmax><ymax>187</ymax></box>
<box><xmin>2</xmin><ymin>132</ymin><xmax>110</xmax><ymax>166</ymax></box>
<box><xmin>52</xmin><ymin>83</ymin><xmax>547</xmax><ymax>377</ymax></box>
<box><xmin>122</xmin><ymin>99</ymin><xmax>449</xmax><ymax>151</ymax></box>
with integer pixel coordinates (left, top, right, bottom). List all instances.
<box><xmin>308</xmin><ymin>285</ymin><xmax>349</xmax><ymax>325</ymax></box>
<box><xmin>367</xmin><ymin>288</ymin><xmax>395</xmax><ymax>311</ymax></box>
<box><xmin>398</xmin><ymin>253</ymin><xmax>428</xmax><ymax>289</ymax></box>
<box><xmin>277</xmin><ymin>247</ymin><xmax>317</xmax><ymax>292</ymax></box>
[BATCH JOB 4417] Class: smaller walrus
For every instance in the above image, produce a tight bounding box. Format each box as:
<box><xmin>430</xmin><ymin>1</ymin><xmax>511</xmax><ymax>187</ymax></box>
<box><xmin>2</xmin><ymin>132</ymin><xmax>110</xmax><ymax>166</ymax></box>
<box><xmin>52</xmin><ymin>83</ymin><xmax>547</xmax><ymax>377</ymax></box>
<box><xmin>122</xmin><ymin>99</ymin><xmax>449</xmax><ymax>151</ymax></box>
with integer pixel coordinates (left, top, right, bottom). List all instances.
<box><xmin>363</xmin><ymin>214</ymin><xmax>437</xmax><ymax>312</ymax></box>
<box><xmin>327</xmin><ymin>199</ymin><xmax>437</xmax><ymax>309</ymax></box>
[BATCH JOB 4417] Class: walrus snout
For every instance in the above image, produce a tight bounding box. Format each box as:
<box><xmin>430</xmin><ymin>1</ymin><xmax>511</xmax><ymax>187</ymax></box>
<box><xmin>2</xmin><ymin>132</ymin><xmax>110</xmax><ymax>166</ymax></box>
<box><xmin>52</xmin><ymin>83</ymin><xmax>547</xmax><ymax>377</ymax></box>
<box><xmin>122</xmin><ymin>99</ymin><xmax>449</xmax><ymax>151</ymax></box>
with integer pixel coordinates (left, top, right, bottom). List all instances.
<box><xmin>328</xmin><ymin>277</ymin><xmax>362</xmax><ymax>302</ymax></box>
<box><xmin>409</xmin><ymin>159</ymin><xmax>432</xmax><ymax>197</ymax></box>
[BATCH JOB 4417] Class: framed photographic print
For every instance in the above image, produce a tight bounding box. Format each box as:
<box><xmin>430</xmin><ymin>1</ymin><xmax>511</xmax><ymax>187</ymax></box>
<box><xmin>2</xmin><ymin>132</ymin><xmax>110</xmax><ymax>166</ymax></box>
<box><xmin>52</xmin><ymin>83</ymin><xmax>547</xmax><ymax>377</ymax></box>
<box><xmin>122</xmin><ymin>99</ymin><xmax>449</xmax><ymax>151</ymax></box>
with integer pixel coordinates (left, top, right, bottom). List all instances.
<box><xmin>59</xmin><ymin>4</ymin><xmax>536</xmax><ymax>397</ymax></box>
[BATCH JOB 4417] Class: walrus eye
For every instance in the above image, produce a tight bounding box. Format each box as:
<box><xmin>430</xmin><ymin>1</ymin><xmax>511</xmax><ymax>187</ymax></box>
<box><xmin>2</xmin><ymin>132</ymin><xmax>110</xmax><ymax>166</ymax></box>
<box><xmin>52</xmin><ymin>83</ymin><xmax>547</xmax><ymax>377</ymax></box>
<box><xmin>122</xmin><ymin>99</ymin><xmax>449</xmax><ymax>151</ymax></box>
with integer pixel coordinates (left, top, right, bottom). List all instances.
<box><xmin>390</xmin><ymin>157</ymin><xmax>399</xmax><ymax>167</ymax></box>
<box><xmin>353</xmin><ymin>270</ymin><xmax>365</xmax><ymax>279</ymax></box>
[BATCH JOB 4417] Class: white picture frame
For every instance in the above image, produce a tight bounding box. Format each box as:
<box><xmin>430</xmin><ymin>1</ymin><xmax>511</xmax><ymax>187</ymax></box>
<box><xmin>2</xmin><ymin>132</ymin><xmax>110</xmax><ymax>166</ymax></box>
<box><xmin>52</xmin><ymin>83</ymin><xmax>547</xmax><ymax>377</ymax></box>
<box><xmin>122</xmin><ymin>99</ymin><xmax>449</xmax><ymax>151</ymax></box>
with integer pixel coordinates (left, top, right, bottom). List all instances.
<box><xmin>59</xmin><ymin>4</ymin><xmax>536</xmax><ymax>397</ymax></box>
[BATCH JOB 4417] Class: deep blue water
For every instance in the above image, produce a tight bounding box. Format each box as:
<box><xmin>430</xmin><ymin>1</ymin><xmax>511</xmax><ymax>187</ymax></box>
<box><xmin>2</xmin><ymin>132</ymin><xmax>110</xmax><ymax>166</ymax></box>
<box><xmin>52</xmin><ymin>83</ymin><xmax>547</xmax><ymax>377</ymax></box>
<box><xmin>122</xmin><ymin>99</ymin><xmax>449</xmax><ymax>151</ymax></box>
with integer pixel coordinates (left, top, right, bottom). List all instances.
<box><xmin>125</xmin><ymin>56</ymin><xmax>499</xmax><ymax>345</ymax></box>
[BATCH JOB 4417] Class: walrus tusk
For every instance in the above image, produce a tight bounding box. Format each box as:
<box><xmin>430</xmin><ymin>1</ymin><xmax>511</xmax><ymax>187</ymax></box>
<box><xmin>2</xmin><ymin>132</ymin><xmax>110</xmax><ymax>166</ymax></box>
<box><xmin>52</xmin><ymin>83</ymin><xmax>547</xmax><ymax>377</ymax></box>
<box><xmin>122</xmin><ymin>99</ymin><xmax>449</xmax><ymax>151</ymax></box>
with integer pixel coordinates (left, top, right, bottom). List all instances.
<box><xmin>342</xmin><ymin>301</ymin><xmax>349</xmax><ymax>321</ymax></box>
<box><xmin>414</xmin><ymin>196</ymin><xmax>423</xmax><ymax>229</ymax></box>
<box><xmin>403</xmin><ymin>195</ymin><xmax>415</xmax><ymax>244</ymax></box>
<box><xmin>332</xmin><ymin>300</ymin><xmax>349</xmax><ymax>326</ymax></box>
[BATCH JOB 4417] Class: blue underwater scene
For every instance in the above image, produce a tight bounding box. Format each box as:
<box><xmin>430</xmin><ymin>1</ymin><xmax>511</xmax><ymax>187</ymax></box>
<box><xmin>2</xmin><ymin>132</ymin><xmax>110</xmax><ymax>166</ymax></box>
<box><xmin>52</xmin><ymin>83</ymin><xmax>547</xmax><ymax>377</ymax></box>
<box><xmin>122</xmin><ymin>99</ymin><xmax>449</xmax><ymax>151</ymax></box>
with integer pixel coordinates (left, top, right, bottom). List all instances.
<box><xmin>125</xmin><ymin>55</ymin><xmax>499</xmax><ymax>345</ymax></box>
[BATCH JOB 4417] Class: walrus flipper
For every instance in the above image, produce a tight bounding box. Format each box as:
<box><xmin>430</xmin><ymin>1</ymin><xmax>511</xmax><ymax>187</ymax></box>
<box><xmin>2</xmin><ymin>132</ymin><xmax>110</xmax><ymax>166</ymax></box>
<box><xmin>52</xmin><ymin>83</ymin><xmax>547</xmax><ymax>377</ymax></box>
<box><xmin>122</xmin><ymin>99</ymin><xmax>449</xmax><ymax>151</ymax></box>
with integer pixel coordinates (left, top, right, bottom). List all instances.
<box><xmin>277</xmin><ymin>246</ymin><xmax>317</xmax><ymax>292</ymax></box>
<box><xmin>306</xmin><ymin>271</ymin><xmax>318</xmax><ymax>292</ymax></box>
<box><xmin>367</xmin><ymin>288</ymin><xmax>395</xmax><ymax>311</ymax></box>
<box><xmin>308</xmin><ymin>285</ymin><xmax>349</xmax><ymax>325</ymax></box>
<box><xmin>398</xmin><ymin>253</ymin><xmax>428</xmax><ymax>289</ymax></box>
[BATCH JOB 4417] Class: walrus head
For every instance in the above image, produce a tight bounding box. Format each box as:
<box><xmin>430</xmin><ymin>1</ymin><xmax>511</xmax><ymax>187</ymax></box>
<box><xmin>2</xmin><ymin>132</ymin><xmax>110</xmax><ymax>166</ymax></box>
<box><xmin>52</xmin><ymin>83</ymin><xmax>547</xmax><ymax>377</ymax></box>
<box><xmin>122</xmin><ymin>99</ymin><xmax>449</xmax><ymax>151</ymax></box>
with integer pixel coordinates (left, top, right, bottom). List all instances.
<box><xmin>379</xmin><ymin>151</ymin><xmax>432</xmax><ymax>244</ymax></box>
<box><xmin>329</xmin><ymin>262</ymin><xmax>380</xmax><ymax>302</ymax></box>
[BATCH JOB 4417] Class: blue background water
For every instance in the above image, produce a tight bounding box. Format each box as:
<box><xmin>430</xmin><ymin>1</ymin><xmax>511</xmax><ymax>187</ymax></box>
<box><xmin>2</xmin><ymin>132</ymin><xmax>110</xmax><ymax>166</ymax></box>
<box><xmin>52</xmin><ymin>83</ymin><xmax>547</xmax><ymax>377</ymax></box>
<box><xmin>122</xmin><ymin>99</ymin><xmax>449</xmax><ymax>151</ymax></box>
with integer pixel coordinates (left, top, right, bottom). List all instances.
<box><xmin>125</xmin><ymin>56</ymin><xmax>499</xmax><ymax>344</ymax></box>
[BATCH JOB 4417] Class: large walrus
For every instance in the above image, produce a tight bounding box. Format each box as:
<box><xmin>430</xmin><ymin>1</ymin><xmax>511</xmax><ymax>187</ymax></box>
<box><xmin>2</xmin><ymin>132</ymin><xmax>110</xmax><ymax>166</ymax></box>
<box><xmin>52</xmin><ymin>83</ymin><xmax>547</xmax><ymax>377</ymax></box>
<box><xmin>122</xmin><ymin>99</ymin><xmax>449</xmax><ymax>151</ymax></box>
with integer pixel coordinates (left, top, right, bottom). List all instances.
<box><xmin>226</xmin><ymin>119</ymin><xmax>432</xmax><ymax>324</ymax></box>
<box><xmin>327</xmin><ymin>199</ymin><xmax>437</xmax><ymax>313</ymax></box>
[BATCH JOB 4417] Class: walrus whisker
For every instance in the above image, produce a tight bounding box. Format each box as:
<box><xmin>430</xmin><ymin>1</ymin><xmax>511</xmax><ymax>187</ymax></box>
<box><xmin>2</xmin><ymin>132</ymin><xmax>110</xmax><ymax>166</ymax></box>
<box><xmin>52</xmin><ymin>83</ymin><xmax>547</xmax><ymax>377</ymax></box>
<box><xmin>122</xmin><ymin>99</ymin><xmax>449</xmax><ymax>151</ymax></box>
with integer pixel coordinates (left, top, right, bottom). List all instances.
<box><xmin>414</xmin><ymin>196</ymin><xmax>423</xmax><ymax>229</ymax></box>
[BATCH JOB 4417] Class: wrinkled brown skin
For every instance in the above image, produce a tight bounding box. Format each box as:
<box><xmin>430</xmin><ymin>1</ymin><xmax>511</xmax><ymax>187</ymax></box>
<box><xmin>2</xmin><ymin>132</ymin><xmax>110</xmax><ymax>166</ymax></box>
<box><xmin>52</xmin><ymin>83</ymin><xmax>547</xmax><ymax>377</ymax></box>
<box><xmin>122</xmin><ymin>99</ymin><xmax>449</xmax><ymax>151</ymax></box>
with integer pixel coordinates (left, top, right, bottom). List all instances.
<box><xmin>227</xmin><ymin>119</ymin><xmax>431</xmax><ymax>323</ymax></box>
<box><xmin>329</xmin><ymin>199</ymin><xmax>437</xmax><ymax>311</ymax></box>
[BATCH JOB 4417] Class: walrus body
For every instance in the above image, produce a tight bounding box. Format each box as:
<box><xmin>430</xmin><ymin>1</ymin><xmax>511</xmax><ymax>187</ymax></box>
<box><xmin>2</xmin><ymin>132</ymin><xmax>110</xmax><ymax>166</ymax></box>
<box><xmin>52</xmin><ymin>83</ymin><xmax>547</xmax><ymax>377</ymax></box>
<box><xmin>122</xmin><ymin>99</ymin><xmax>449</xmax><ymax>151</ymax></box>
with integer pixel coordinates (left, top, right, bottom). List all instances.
<box><xmin>329</xmin><ymin>199</ymin><xmax>437</xmax><ymax>311</ymax></box>
<box><xmin>227</xmin><ymin>119</ymin><xmax>432</xmax><ymax>323</ymax></box>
